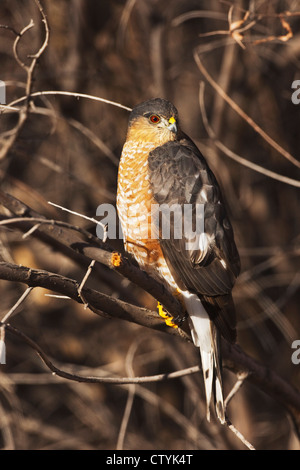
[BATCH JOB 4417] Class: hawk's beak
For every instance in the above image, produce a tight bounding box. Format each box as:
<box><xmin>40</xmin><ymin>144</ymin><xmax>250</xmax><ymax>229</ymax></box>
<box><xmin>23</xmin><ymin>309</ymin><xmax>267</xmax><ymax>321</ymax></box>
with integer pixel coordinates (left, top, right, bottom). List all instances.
<box><xmin>168</xmin><ymin>116</ymin><xmax>177</xmax><ymax>134</ymax></box>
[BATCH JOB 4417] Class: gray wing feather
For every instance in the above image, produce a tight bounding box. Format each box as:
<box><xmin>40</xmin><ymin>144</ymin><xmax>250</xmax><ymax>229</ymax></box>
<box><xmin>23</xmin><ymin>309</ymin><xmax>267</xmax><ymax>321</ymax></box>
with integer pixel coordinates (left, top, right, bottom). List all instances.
<box><xmin>148</xmin><ymin>138</ymin><xmax>240</xmax><ymax>341</ymax></box>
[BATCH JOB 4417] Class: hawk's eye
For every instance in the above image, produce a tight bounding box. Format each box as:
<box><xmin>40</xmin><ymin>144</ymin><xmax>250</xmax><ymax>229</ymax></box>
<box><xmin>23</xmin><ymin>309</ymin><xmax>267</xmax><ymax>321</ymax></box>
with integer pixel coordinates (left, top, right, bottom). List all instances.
<box><xmin>149</xmin><ymin>114</ymin><xmax>160</xmax><ymax>124</ymax></box>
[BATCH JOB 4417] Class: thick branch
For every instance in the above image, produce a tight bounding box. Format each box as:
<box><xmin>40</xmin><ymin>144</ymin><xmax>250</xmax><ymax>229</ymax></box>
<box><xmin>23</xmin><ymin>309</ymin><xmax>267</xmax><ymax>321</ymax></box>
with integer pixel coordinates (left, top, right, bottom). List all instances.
<box><xmin>0</xmin><ymin>190</ymin><xmax>185</xmax><ymax>320</ymax></box>
<box><xmin>0</xmin><ymin>261</ymin><xmax>188</xmax><ymax>341</ymax></box>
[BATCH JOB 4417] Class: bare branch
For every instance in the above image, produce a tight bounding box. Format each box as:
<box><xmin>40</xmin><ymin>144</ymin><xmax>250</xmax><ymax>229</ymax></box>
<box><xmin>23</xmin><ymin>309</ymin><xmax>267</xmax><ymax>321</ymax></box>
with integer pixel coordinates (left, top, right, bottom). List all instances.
<box><xmin>0</xmin><ymin>261</ymin><xmax>187</xmax><ymax>340</ymax></box>
<box><xmin>8</xmin><ymin>90</ymin><xmax>132</xmax><ymax>112</ymax></box>
<box><xmin>194</xmin><ymin>49</ymin><xmax>300</xmax><ymax>169</ymax></box>
<box><xmin>48</xmin><ymin>201</ymin><xmax>107</xmax><ymax>241</ymax></box>
<box><xmin>0</xmin><ymin>0</ymin><xmax>50</xmax><ymax>160</ymax></box>
<box><xmin>1</xmin><ymin>319</ymin><xmax>195</xmax><ymax>385</ymax></box>
<box><xmin>0</xmin><ymin>190</ymin><xmax>186</xmax><ymax>322</ymax></box>
<box><xmin>1</xmin><ymin>286</ymin><xmax>34</xmax><ymax>323</ymax></box>
<box><xmin>199</xmin><ymin>82</ymin><xmax>300</xmax><ymax>188</ymax></box>
<box><xmin>226</xmin><ymin>419</ymin><xmax>256</xmax><ymax>450</ymax></box>
<box><xmin>225</xmin><ymin>371</ymin><xmax>249</xmax><ymax>408</ymax></box>
<box><xmin>77</xmin><ymin>259</ymin><xmax>96</xmax><ymax>308</ymax></box>
<box><xmin>13</xmin><ymin>19</ymin><xmax>35</xmax><ymax>70</ymax></box>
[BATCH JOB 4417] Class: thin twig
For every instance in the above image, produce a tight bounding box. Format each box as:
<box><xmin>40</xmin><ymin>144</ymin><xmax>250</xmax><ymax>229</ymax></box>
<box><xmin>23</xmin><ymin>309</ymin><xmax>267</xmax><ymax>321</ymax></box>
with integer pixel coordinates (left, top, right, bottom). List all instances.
<box><xmin>0</xmin><ymin>24</ymin><xmax>20</xmax><ymax>36</ymax></box>
<box><xmin>172</xmin><ymin>10</ymin><xmax>227</xmax><ymax>27</ymax></box>
<box><xmin>1</xmin><ymin>321</ymin><xmax>198</xmax><ymax>385</ymax></box>
<box><xmin>44</xmin><ymin>294</ymin><xmax>71</xmax><ymax>300</ymax></box>
<box><xmin>226</xmin><ymin>419</ymin><xmax>256</xmax><ymax>450</ymax></box>
<box><xmin>116</xmin><ymin>338</ymin><xmax>141</xmax><ymax>450</ymax></box>
<box><xmin>13</xmin><ymin>19</ymin><xmax>35</xmax><ymax>70</ymax></box>
<box><xmin>0</xmin><ymin>0</ymin><xmax>50</xmax><ymax>160</ymax></box>
<box><xmin>198</xmin><ymin>82</ymin><xmax>300</xmax><ymax>188</ymax></box>
<box><xmin>68</xmin><ymin>117</ymin><xmax>120</xmax><ymax>166</ymax></box>
<box><xmin>1</xmin><ymin>286</ymin><xmax>34</xmax><ymax>323</ymax></box>
<box><xmin>77</xmin><ymin>260</ymin><xmax>96</xmax><ymax>308</ymax></box>
<box><xmin>197</xmin><ymin>5</ymin><xmax>256</xmax><ymax>49</ymax></box>
<box><xmin>117</xmin><ymin>0</ymin><xmax>137</xmax><ymax>49</ymax></box>
<box><xmin>8</xmin><ymin>90</ymin><xmax>132</xmax><ymax>112</ymax></box>
<box><xmin>0</xmin><ymin>216</ymin><xmax>107</xmax><ymax>245</ymax></box>
<box><xmin>225</xmin><ymin>371</ymin><xmax>249</xmax><ymax>408</ymax></box>
<box><xmin>48</xmin><ymin>202</ymin><xmax>107</xmax><ymax>242</ymax></box>
<box><xmin>194</xmin><ymin>50</ymin><xmax>300</xmax><ymax>169</ymax></box>
<box><xmin>22</xmin><ymin>223</ymin><xmax>42</xmax><ymax>239</ymax></box>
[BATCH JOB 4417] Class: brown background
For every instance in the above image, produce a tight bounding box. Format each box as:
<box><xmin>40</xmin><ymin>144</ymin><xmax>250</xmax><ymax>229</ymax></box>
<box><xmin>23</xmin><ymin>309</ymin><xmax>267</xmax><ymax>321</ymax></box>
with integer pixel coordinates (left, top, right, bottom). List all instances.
<box><xmin>0</xmin><ymin>0</ymin><xmax>300</xmax><ymax>450</ymax></box>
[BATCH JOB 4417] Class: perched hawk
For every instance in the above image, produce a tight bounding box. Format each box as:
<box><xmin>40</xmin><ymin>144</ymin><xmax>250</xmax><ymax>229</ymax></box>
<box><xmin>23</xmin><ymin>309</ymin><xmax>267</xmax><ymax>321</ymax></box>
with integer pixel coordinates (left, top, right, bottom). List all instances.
<box><xmin>117</xmin><ymin>98</ymin><xmax>240</xmax><ymax>423</ymax></box>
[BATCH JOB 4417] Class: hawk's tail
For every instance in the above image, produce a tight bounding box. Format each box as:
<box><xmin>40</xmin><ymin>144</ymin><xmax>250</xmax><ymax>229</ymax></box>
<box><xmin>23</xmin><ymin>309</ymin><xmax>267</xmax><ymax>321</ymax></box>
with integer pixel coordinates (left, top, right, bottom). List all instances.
<box><xmin>182</xmin><ymin>292</ymin><xmax>225</xmax><ymax>424</ymax></box>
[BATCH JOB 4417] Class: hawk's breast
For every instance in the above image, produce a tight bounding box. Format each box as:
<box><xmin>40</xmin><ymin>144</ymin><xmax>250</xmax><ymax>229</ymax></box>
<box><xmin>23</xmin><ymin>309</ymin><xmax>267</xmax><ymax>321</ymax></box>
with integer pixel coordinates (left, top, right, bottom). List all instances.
<box><xmin>117</xmin><ymin>140</ymin><xmax>178</xmax><ymax>290</ymax></box>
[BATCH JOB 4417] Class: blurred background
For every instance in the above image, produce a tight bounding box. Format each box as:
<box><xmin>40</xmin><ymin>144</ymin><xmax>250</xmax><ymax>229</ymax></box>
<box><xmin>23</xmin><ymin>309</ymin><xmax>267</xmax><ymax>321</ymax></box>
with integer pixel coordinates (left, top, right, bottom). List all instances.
<box><xmin>0</xmin><ymin>0</ymin><xmax>300</xmax><ymax>450</ymax></box>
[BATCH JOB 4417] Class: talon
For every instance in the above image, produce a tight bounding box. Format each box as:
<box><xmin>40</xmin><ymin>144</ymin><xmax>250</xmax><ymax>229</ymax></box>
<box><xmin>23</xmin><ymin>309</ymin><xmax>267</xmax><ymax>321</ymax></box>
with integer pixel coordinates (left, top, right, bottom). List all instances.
<box><xmin>165</xmin><ymin>317</ymin><xmax>178</xmax><ymax>329</ymax></box>
<box><xmin>111</xmin><ymin>252</ymin><xmax>122</xmax><ymax>267</ymax></box>
<box><xmin>157</xmin><ymin>301</ymin><xmax>168</xmax><ymax>318</ymax></box>
<box><xmin>157</xmin><ymin>301</ymin><xmax>178</xmax><ymax>328</ymax></box>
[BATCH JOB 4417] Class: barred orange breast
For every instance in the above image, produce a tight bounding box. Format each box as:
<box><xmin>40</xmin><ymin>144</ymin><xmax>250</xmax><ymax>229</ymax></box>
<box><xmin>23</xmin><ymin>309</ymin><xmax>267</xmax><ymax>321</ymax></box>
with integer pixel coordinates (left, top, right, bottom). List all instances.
<box><xmin>117</xmin><ymin>139</ymin><xmax>178</xmax><ymax>291</ymax></box>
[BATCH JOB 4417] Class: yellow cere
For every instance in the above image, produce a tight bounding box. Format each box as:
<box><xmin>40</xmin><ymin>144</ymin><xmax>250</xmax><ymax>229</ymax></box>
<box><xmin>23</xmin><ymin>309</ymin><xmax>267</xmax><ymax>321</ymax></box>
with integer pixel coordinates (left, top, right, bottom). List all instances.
<box><xmin>168</xmin><ymin>116</ymin><xmax>176</xmax><ymax>124</ymax></box>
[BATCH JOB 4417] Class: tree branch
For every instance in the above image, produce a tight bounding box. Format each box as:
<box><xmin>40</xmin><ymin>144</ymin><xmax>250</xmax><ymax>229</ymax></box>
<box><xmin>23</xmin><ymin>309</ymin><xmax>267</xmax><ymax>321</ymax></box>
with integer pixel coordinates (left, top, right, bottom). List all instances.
<box><xmin>1</xmin><ymin>191</ymin><xmax>300</xmax><ymax>436</ymax></box>
<box><xmin>0</xmin><ymin>261</ymin><xmax>187</xmax><ymax>340</ymax></box>
<box><xmin>0</xmin><ymin>189</ymin><xmax>186</xmax><ymax>321</ymax></box>
<box><xmin>0</xmin><ymin>260</ymin><xmax>300</xmax><ymax>437</ymax></box>
<box><xmin>0</xmin><ymin>0</ymin><xmax>50</xmax><ymax>160</ymax></box>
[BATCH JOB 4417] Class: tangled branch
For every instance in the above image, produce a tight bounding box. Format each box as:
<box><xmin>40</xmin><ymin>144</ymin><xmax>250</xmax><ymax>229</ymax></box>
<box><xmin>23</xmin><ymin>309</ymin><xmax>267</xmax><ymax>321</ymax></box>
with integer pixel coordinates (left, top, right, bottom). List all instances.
<box><xmin>0</xmin><ymin>0</ymin><xmax>50</xmax><ymax>160</ymax></box>
<box><xmin>1</xmin><ymin>0</ymin><xmax>300</xmax><ymax>450</ymax></box>
<box><xmin>0</xmin><ymin>190</ymin><xmax>300</xmax><ymax>440</ymax></box>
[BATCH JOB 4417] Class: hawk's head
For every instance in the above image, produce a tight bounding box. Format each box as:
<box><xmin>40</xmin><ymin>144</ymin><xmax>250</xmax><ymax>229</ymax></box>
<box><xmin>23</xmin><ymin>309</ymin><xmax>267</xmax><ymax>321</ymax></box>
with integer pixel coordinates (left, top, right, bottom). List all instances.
<box><xmin>126</xmin><ymin>98</ymin><xmax>179</xmax><ymax>144</ymax></box>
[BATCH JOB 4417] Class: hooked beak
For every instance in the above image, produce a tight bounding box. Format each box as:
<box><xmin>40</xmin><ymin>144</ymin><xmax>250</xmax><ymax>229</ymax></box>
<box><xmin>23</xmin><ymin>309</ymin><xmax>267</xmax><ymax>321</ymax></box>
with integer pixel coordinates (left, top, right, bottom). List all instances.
<box><xmin>167</xmin><ymin>116</ymin><xmax>177</xmax><ymax>134</ymax></box>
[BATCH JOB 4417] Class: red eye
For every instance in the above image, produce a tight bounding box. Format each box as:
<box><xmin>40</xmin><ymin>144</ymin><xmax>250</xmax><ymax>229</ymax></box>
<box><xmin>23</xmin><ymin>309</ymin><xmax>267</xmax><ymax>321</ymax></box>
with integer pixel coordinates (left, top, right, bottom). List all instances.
<box><xmin>149</xmin><ymin>114</ymin><xmax>160</xmax><ymax>124</ymax></box>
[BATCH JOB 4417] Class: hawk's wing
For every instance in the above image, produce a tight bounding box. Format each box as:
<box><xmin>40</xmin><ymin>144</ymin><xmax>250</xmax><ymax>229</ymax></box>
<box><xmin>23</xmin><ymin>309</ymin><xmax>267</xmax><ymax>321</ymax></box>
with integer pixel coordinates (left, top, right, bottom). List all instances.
<box><xmin>148</xmin><ymin>138</ymin><xmax>240</xmax><ymax>341</ymax></box>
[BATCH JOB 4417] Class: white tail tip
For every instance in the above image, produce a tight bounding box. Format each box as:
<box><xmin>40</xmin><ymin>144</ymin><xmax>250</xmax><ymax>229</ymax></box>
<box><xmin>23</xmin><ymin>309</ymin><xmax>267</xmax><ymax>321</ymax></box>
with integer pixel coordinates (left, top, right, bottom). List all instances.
<box><xmin>0</xmin><ymin>339</ymin><xmax>6</xmax><ymax>364</ymax></box>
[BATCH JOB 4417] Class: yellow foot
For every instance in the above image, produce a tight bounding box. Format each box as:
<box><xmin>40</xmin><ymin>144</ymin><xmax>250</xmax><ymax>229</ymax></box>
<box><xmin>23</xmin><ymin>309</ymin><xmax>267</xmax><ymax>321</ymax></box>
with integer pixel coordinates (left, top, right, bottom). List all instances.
<box><xmin>157</xmin><ymin>301</ymin><xmax>178</xmax><ymax>329</ymax></box>
<box><xmin>111</xmin><ymin>252</ymin><xmax>122</xmax><ymax>267</ymax></box>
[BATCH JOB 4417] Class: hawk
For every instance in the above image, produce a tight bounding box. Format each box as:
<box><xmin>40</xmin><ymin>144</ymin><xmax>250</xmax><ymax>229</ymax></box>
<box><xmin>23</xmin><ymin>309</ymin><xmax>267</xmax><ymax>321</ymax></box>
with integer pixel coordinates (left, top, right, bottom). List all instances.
<box><xmin>117</xmin><ymin>98</ymin><xmax>240</xmax><ymax>423</ymax></box>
